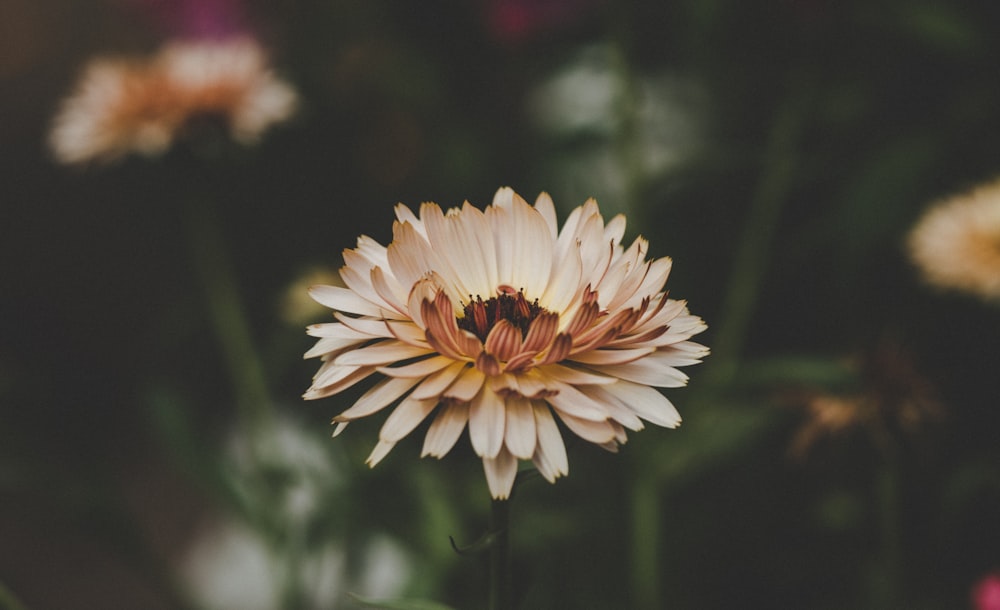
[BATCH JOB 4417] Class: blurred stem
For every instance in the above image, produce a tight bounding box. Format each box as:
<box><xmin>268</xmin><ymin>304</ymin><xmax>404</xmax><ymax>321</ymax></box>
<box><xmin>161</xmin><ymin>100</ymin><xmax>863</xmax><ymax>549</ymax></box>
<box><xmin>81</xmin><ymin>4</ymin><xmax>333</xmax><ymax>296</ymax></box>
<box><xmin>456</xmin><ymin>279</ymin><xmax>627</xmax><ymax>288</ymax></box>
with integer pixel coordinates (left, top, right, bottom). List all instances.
<box><xmin>0</xmin><ymin>581</ymin><xmax>28</xmax><ymax>610</ymax></box>
<box><xmin>185</xmin><ymin>198</ymin><xmax>273</xmax><ymax>434</ymax></box>
<box><xmin>488</xmin><ymin>498</ymin><xmax>511</xmax><ymax>610</ymax></box>
<box><xmin>630</xmin><ymin>473</ymin><xmax>659</xmax><ymax>610</ymax></box>
<box><xmin>706</xmin><ymin>72</ymin><xmax>812</xmax><ymax>388</ymax></box>
<box><xmin>873</xmin><ymin>442</ymin><xmax>902</xmax><ymax>608</ymax></box>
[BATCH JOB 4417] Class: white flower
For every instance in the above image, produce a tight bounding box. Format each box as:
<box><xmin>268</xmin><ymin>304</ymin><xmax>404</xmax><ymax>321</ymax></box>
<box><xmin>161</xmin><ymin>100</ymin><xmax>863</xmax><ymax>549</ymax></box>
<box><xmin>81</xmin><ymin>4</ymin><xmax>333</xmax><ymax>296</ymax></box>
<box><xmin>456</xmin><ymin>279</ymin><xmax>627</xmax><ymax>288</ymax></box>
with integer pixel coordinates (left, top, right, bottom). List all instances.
<box><xmin>49</xmin><ymin>37</ymin><xmax>297</xmax><ymax>164</ymax></box>
<box><xmin>304</xmin><ymin>188</ymin><xmax>708</xmax><ymax>499</ymax></box>
<box><xmin>908</xmin><ymin>179</ymin><xmax>1000</xmax><ymax>302</ymax></box>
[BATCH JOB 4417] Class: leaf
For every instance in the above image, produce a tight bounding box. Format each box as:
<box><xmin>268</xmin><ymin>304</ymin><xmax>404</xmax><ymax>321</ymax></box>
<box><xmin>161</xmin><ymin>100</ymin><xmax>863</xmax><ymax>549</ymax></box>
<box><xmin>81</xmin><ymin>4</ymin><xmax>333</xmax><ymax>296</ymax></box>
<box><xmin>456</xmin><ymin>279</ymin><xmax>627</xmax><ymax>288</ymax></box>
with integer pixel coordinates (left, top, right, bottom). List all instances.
<box><xmin>348</xmin><ymin>593</ymin><xmax>457</xmax><ymax>610</ymax></box>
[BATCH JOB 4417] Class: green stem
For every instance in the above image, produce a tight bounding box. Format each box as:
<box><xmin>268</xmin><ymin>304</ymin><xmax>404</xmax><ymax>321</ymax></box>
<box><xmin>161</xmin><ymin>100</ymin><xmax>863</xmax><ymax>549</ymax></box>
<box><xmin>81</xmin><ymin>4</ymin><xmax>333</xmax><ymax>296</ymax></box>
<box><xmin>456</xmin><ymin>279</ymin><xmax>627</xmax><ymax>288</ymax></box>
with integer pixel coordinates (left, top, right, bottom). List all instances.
<box><xmin>185</xmin><ymin>199</ymin><xmax>273</xmax><ymax>433</ymax></box>
<box><xmin>0</xmin><ymin>580</ymin><xmax>28</xmax><ymax>610</ymax></box>
<box><xmin>630</xmin><ymin>473</ymin><xmax>660</xmax><ymax>610</ymax></box>
<box><xmin>706</xmin><ymin>72</ymin><xmax>811</xmax><ymax>388</ymax></box>
<box><xmin>873</xmin><ymin>442</ymin><xmax>902</xmax><ymax>608</ymax></box>
<box><xmin>488</xmin><ymin>498</ymin><xmax>511</xmax><ymax>610</ymax></box>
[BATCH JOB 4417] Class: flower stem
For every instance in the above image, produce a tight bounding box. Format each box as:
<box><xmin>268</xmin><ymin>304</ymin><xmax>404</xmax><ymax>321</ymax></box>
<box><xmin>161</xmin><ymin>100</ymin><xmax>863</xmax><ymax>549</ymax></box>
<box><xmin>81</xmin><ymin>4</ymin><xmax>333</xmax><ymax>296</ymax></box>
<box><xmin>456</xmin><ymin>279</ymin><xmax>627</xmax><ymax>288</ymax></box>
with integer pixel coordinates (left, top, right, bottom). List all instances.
<box><xmin>488</xmin><ymin>498</ymin><xmax>511</xmax><ymax>610</ymax></box>
<box><xmin>706</xmin><ymin>69</ymin><xmax>812</xmax><ymax>388</ymax></box>
<box><xmin>630</xmin><ymin>472</ymin><xmax>660</xmax><ymax>610</ymax></box>
<box><xmin>185</xmin><ymin>198</ymin><xmax>272</xmax><ymax>433</ymax></box>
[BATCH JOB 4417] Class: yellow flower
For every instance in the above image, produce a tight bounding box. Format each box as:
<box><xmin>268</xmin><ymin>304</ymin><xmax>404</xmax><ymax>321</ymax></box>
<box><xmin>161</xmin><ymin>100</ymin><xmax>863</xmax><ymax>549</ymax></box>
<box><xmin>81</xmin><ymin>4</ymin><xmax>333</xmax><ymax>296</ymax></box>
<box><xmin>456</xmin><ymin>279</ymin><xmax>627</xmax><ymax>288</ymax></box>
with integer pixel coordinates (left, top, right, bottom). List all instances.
<box><xmin>49</xmin><ymin>37</ymin><xmax>297</xmax><ymax>164</ymax></box>
<box><xmin>304</xmin><ymin>188</ymin><xmax>708</xmax><ymax>499</ymax></box>
<box><xmin>908</xmin><ymin>179</ymin><xmax>1000</xmax><ymax>301</ymax></box>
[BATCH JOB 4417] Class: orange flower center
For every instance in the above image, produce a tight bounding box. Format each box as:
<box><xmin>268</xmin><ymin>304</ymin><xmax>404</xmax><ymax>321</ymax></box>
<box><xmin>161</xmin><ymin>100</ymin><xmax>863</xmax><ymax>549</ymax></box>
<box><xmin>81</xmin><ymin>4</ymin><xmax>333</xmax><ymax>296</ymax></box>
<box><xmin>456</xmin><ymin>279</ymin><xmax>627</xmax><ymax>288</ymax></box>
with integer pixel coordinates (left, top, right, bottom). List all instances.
<box><xmin>457</xmin><ymin>285</ymin><xmax>548</xmax><ymax>342</ymax></box>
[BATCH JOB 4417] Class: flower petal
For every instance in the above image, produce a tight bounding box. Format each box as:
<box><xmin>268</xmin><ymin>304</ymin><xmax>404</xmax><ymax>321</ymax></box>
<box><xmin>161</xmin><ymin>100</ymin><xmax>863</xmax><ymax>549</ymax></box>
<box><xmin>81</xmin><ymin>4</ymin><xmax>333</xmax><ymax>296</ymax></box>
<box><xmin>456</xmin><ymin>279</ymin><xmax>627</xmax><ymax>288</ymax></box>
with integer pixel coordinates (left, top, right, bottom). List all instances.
<box><xmin>532</xmin><ymin>402</ymin><xmax>568</xmax><ymax>482</ymax></box>
<box><xmin>422</xmin><ymin>401</ymin><xmax>469</xmax><ymax>458</ymax></box>
<box><xmin>411</xmin><ymin>361</ymin><xmax>468</xmax><ymax>400</ymax></box>
<box><xmin>568</xmin><ymin>346</ymin><xmax>656</xmax><ymax>366</ymax></box>
<box><xmin>601</xmin><ymin>380</ymin><xmax>681</xmax><ymax>428</ymax></box>
<box><xmin>443</xmin><ymin>366</ymin><xmax>486</xmax><ymax>402</ymax></box>
<box><xmin>484</xmin><ymin>319</ymin><xmax>522</xmax><ymax>361</ymax></box>
<box><xmin>482</xmin><ymin>446</ymin><xmax>518</xmax><ymax>500</ymax></box>
<box><xmin>334</xmin><ymin>340</ymin><xmax>433</xmax><ymax>366</ymax></box>
<box><xmin>469</xmin><ymin>386</ymin><xmax>505</xmax><ymax>458</ymax></box>
<box><xmin>366</xmin><ymin>440</ymin><xmax>396</xmax><ymax>467</ymax></box>
<box><xmin>379</xmin><ymin>395</ymin><xmax>440</xmax><ymax>442</ymax></box>
<box><xmin>554</xmin><ymin>410</ymin><xmax>618</xmax><ymax>444</ymax></box>
<box><xmin>310</xmin><ymin>284</ymin><xmax>388</xmax><ymax>317</ymax></box>
<box><xmin>333</xmin><ymin>375</ymin><xmax>421</xmax><ymax>421</ymax></box>
<box><xmin>377</xmin><ymin>354</ymin><xmax>453</xmax><ymax>378</ymax></box>
<box><xmin>504</xmin><ymin>396</ymin><xmax>536</xmax><ymax>460</ymax></box>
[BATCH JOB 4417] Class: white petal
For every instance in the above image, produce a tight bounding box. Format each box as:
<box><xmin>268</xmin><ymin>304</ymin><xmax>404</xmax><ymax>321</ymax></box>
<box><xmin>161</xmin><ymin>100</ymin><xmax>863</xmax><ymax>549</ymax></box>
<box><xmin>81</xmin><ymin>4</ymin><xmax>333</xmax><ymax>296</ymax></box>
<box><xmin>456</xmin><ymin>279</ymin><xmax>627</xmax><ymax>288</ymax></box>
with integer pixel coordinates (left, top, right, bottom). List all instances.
<box><xmin>422</xmin><ymin>402</ymin><xmax>468</xmax><ymax>458</ymax></box>
<box><xmin>601</xmin><ymin>380</ymin><xmax>682</xmax><ymax>428</ymax></box>
<box><xmin>578</xmin><ymin>385</ymin><xmax>644</xmax><ymax>431</ymax></box>
<box><xmin>469</xmin><ymin>386</ymin><xmax>505</xmax><ymax>458</ymax></box>
<box><xmin>305</xmin><ymin>365</ymin><xmax>377</xmax><ymax>399</ymax></box>
<box><xmin>532</xmin><ymin>402</ymin><xmax>568</xmax><ymax>482</ymax></box>
<box><xmin>303</xmin><ymin>335</ymin><xmax>365</xmax><ymax>359</ymax></box>
<box><xmin>538</xmin><ymin>363</ymin><xmax>618</xmax><ymax>385</ymax></box>
<box><xmin>377</xmin><ymin>354</ymin><xmax>453</xmax><ymax>378</ymax></box>
<box><xmin>334</xmin><ymin>341</ymin><xmax>433</xmax><ymax>366</ymax></box>
<box><xmin>541</xmin><ymin>244</ymin><xmax>583</xmax><ymax>316</ymax></box>
<box><xmin>568</xmin><ymin>347</ymin><xmax>656</xmax><ymax>366</ymax></box>
<box><xmin>370</xmin><ymin>266</ymin><xmax>409</xmax><ymax>316</ymax></box>
<box><xmin>366</xmin><ymin>440</ymin><xmax>396</xmax><ymax>467</ymax></box>
<box><xmin>534</xmin><ymin>192</ymin><xmax>559</xmax><ymax>239</ymax></box>
<box><xmin>482</xmin><ymin>447</ymin><xmax>518</xmax><ymax>500</ymax></box>
<box><xmin>539</xmin><ymin>376</ymin><xmax>612</xmax><ymax>421</ymax></box>
<box><xmin>411</xmin><ymin>361</ymin><xmax>467</xmax><ymax>400</ymax></box>
<box><xmin>334</xmin><ymin>375</ymin><xmax>421</xmax><ymax>420</ymax></box>
<box><xmin>310</xmin><ymin>285</ymin><xmax>387</xmax><ymax>317</ymax></box>
<box><xmin>306</xmin><ymin>322</ymin><xmax>369</xmax><ymax>339</ymax></box>
<box><xmin>443</xmin><ymin>366</ymin><xmax>486</xmax><ymax>402</ymax></box>
<box><xmin>379</xmin><ymin>396</ymin><xmax>439</xmax><ymax>442</ymax></box>
<box><xmin>603</xmin><ymin>213</ymin><xmax>627</xmax><ymax>246</ymax></box>
<box><xmin>554</xmin><ymin>410</ymin><xmax>617</xmax><ymax>444</ymax></box>
<box><xmin>504</xmin><ymin>396</ymin><xmax>536</xmax><ymax>460</ymax></box>
<box><xmin>590</xmin><ymin>356</ymin><xmax>690</xmax><ymax>387</ymax></box>
<box><xmin>333</xmin><ymin>313</ymin><xmax>395</xmax><ymax>338</ymax></box>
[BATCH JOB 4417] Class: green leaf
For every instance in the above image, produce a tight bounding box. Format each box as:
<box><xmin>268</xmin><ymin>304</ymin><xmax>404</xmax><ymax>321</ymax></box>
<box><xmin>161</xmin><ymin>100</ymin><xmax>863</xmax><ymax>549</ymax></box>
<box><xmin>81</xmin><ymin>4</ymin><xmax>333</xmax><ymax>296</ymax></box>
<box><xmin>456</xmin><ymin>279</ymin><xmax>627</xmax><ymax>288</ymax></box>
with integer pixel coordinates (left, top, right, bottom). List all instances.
<box><xmin>348</xmin><ymin>593</ymin><xmax>457</xmax><ymax>610</ymax></box>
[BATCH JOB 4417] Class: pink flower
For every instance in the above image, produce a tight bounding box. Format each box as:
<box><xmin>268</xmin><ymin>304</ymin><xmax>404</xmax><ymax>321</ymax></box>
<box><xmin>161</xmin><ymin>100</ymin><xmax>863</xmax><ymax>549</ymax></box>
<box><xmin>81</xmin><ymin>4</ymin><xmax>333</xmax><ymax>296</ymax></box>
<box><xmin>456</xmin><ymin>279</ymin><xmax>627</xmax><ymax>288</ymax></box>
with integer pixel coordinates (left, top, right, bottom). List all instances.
<box><xmin>973</xmin><ymin>571</ymin><xmax>1000</xmax><ymax>610</ymax></box>
<box><xmin>116</xmin><ymin>0</ymin><xmax>247</xmax><ymax>39</ymax></box>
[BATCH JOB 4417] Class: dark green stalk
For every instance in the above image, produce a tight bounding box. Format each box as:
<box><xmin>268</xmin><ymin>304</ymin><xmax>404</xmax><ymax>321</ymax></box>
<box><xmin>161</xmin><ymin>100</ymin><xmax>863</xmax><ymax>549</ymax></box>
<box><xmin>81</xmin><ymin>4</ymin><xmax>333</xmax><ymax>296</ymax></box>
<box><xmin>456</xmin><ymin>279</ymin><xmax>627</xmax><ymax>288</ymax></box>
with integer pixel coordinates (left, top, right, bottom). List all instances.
<box><xmin>185</xmin><ymin>198</ymin><xmax>272</xmax><ymax>433</ymax></box>
<box><xmin>488</xmin><ymin>498</ymin><xmax>511</xmax><ymax>610</ymax></box>
<box><xmin>630</xmin><ymin>473</ymin><xmax>659</xmax><ymax>610</ymax></box>
<box><xmin>706</xmin><ymin>72</ymin><xmax>812</xmax><ymax>389</ymax></box>
<box><xmin>0</xmin><ymin>581</ymin><xmax>28</xmax><ymax>610</ymax></box>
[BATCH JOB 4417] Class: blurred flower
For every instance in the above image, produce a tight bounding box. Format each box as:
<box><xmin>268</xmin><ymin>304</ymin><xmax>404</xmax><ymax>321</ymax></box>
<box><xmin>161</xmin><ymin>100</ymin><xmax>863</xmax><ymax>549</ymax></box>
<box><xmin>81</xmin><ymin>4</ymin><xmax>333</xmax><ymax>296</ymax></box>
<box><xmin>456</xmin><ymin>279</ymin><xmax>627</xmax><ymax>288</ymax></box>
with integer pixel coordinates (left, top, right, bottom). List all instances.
<box><xmin>787</xmin><ymin>338</ymin><xmax>944</xmax><ymax>458</ymax></box>
<box><xmin>280</xmin><ymin>266</ymin><xmax>343</xmax><ymax>327</ymax></box>
<box><xmin>973</xmin><ymin>570</ymin><xmax>1000</xmax><ymax>610</ymax></box>
<box><xmin>303</xmin><ymin>187</ymin><xmax>708</xmax><ymax>499</ymax></box>
<box><xmin>49</xmin><ymin>37</ymin><xmax>297</xmax><ymax>165</ymax></box>
<box><xmin>527</xmin><ymin>44</ymin><xmax>707</xmax><ymax>216</ymax></box>
<box><xmin>907</xmin><ymin>179</ymin><xmax>1000</xmax><ymax>302</ymax></box>
<box><xmin>483</xmin><ymin>0</ymin><xmax>603</xmax><ymax>45</ymax></box>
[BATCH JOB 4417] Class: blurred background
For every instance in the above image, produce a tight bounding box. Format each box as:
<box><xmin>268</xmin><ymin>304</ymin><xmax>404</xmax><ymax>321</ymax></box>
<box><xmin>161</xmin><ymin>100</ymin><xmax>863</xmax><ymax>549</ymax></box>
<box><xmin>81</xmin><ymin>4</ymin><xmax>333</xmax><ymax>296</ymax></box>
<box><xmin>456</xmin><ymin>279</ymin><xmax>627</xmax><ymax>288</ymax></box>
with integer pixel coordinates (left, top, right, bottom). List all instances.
<box><xmin>2</xmin><ymin>0</ymin><xmax>1000</xmax><ymax>608</ymax></box>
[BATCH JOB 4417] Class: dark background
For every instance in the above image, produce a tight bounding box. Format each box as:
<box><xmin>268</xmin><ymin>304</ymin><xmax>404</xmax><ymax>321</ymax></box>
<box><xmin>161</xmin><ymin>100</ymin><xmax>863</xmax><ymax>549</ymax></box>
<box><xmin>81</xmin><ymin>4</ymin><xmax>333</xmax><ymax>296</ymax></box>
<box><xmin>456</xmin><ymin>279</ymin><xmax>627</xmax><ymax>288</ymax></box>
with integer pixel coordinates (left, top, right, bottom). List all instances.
<box><xmin>2</xmin><ymin>0</ymin><xmax>1000</xmax><ymax>608</ymax></box>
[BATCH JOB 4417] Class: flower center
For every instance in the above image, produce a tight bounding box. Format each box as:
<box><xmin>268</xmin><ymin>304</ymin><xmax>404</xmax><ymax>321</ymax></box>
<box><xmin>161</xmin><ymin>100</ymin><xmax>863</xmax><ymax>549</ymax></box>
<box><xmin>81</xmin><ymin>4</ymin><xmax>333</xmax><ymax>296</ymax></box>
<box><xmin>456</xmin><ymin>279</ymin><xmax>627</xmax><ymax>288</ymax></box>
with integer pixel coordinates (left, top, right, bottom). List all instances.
<box><xmin>457</xmin><ymin>285</ymin><xmax>548</xmax><ymax>342</ymax></box>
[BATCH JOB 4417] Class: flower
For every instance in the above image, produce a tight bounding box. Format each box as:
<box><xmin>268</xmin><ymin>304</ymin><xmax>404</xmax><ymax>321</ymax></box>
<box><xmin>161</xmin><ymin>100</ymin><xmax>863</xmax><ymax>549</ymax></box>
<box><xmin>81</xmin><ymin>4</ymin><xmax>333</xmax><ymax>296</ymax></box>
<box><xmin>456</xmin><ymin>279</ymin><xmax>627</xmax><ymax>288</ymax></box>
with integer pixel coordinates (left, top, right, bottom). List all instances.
<box><xmin>303</xmin><ymin>188</ymin><xmax>708</xmax><ymax>499</ymax></box>
<box><xmin>49</xmin><ymin>37</ymin><xmax>297</xmax><ymax>165</ymax></box>
<box><xmin>974</xmin><ymin>571</ymin><xmax>1000</xmax><ymax>610</ymax></box>
<box><xmin>785</xmin><ymin>337</ymin><xmax>944</xmax><ymax>459</ymax></box>
<box><xmin>907</xmin><ymin>179</ymin><xmax>1000</xmax><ymax>302</ymax></box>
<box><xmin>116</xmin><ymin>0</ymin><xmax>247</xmax><ymax>39</ymax></box>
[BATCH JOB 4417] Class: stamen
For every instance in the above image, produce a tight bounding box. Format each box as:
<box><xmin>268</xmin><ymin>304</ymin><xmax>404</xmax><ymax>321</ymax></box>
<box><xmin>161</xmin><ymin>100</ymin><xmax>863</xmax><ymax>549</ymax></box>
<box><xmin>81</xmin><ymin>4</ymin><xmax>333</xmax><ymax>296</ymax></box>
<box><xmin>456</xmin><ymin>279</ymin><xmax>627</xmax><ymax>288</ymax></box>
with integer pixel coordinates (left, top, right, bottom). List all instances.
<box><xmin>457</xmin><ymin>288</ymin><xmax>548</xmax><ymax>343</ymax></box>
